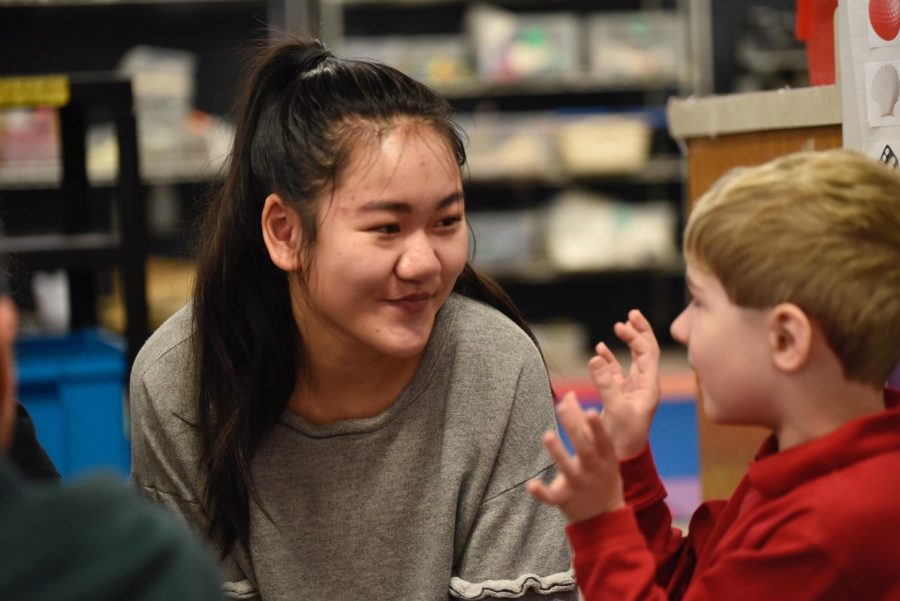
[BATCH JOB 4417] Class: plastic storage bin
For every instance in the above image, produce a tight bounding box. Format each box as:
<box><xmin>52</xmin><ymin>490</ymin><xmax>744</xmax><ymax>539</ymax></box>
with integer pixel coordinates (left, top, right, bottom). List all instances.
<box><xmin>15</xmin><ymin>329</ymin><xmax>129</xmax><ymax>480</ymax></box>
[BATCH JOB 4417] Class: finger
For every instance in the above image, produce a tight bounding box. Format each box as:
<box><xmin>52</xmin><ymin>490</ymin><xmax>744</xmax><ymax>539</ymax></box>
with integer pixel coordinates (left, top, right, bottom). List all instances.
<box><xmin>632</xmin><ymin>311</ymin><xmax>661</xmax><ymax>377</ymax></box>
<box><xmin>526</xmin><ymin>478</ymin><xmax>560</xmax><ymax>506</ymax></box>
<box><xmin>589</xmin><ymin>349</ymin><xmax>624</xmax><ymax>393</ymax></box>
<box><xmin>592</xmin><ymin>341</ymin><xmax>625</xmax><ymax>380</ymax></box>
<box><xmin>586</xmin><ymin>411</ymin><xmax>618</xmax><ymax>459</ymax></box>
<box><xmin>588</xmin><ymin>350</ymin><xmax>625</xmax><ymax>407</ymax></box>
<box><xmin>541</xmin><ymin>429</ymin><xmax>577</xmax><ymax>480</ymax></box>
<box><xmin>556</xmin><ymin>393</ymin><xmax>596</xmax><ymax>461</ymax></box>
<box><xmin>630</xmin><ymin>310</ymin><xmax>661</xmax><ymax>362</ymax></box>
<box><xmin>572</xmin><ymin>407</ymin><xmax>604</xmax><ymax>471</ymax></box>
<box><xmin>615</xmin><ymin>319</ymin><xmax>661</xmax><ymax>382</ymax></box>
<box><xmin>556</xmin><ymin>392</ymin><xmax>589</xmax><ymax>447</ymax></box>
<box><xmin>617</xmin><ymin>310</ymin><xmax>660</xmax><ymax>358</ymax></box>
<box><xmin>628</xmin><ymin>309</ymin><xmax>654</xmax><ymax>337</ymax></box>
<box><xmin>614</xmin><ymin>320</ymin><xmax>650</xmax><ymax>356</ymax></box>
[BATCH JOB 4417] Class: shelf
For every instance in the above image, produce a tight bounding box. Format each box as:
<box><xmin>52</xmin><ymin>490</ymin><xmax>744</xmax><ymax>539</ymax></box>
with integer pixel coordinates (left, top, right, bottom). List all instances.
<box><xmin>329</xmin><ymin>0</ymin><xmax>468</xmax><ymax>5</ymax></box>
<box><xmin>332</xmin><ymin>0</ymin><xmax>667</xmax><ymax>7</ymax></box>
<box><xmin>494</xmin><ymin>260</ymin><xmax>687</xmax><ymax>350</ymax></box>
<box><xmin>4</xmin><ymin>233</ymin><xmax>122</xmax><ymax>269</ymax></box>
<box><xmin>0</xmin><ymin>0</ymin><xmax>258</xmax><ymax>6</ymax></box>
<box><xmin>0</xmin><ymin>73</ymin><xmax>148</xmax><ymax>368</ymax></box>
<box><xmin>1</xmin><ymin>153</ymin><xmax>681</xmax><ymax>191</ymax></box>
<box><xmin>484</xmin><ymin>261</ymin><xmax>685</xmax><ymax>285</ymax></box>
<box><xmin>464</xmin><ymin>155</ymin><xmax>684</xmax><ymax>188</ymax></box>
<box><xmin>0</xmin><ymin>154</ymin><xmax>219</xmax><ymax>189</ymax></box>
<box><xmin>432</xmin><ymin>75</ymin><xmax>682</xmax><ymax>100</ymax></box>
<box><xmin>0</xmin><ymin>156</ymin><xmax>681</xmax><ymax>192</ymax></box>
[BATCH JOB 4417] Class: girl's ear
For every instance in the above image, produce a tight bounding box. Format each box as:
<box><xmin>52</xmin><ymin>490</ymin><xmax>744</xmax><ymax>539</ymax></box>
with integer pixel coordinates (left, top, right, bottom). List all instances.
<box><xmin>261</xmin><ymin>193</ymin><xmax>303</xmax><ymax>272</ymax></box>
<box><xmin>768</xmin><ymin>303</ymin><xmax>813</xmax><ymax>374</ymax></box>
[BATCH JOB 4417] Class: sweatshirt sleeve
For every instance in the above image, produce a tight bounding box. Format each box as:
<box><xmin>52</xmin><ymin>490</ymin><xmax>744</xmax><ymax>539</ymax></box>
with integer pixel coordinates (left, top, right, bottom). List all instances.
<box><xmin>128</xmin><ymin>316</ymin><xmax>259</xmax><ymax>601</ymax></box>
<box><xmin>566</xmin><ymin>448</ymin><xmax>732</xmax><ymax>601</ymax></box>
<box><xmin>620</xmin><ymin>447</ymin><xmax>689</xmax><ymax>583</ymax></box>
<box><xmin>567</xmin><ymin>507</ymin><xmax>666</xmax><ymax>601</ymax></box>
<box><xmin>449</xmin><ymin>345</ymin><xmax>577</xmax><ymax>600</ymax></box>
<box><xmin>569</xmin><ymin>509</ymin><xmax>847</xmax><ymax>601</ymax></box>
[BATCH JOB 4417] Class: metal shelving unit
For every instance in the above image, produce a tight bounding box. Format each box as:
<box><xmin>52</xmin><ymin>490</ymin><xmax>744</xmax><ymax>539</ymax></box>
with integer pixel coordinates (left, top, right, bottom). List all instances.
<box><xmin>0</xmin><ymin>74</ymin><xmax>148</xmax><ymax>367</ymax></box>
<box><xmin>0</xmin><ymin>0</ymin><xmax>715</xmax><ymax>350</ymax></box>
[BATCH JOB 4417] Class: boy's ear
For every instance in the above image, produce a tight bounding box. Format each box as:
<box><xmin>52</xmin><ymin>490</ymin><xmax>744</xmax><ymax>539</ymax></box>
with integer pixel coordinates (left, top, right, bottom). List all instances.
<box><xmin>768</xmin><ymin>303</ymin><xmax>813</xmax><ymax>374</ymax></box>
<box><xmin>261</xmin><ymin>193</ymin><xmax>303</xmax><ymax>272</ymax></box>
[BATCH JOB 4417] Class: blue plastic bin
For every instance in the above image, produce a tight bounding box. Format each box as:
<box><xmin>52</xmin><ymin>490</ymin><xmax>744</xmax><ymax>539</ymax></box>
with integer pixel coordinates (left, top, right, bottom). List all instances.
<box><xmin>557</xmin><ymin>399</ymin><xmax>699</xmax><ymax>477</ymax></box>
<box><xmin>15</xmin><ymin>329</ymin><xmax>129</xmax><ymax>480</ymax></box>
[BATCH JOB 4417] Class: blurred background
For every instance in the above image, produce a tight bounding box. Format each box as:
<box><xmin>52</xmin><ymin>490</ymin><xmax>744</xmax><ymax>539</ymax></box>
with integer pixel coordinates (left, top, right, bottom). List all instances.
<box><xmin>0</xmin><ymin>0</ymin><xmax>832</xmax><ymax>518</ymax></box>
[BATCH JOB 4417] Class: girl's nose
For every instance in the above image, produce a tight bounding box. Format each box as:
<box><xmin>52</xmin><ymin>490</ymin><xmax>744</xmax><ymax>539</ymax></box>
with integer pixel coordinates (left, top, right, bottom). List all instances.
<box><xmin>396</xmin><ymin>233</ymin><xmax>441</xmax><ymax>281</ymax></box>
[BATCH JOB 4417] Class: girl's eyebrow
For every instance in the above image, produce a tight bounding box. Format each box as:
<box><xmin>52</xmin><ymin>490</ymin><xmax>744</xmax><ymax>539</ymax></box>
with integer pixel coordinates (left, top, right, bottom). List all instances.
<box><xmin>357</xmin><ymin>191</ymin><xmax>464</xmax><ymax>214</ymax></box>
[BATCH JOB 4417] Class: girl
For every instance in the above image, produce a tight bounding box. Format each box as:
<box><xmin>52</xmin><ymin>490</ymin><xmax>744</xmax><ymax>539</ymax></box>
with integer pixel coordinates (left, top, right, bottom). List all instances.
<box><xmin>130</xmin><ymin>37</ymin><xmax>575</xmax><ymax>601</ymax></box>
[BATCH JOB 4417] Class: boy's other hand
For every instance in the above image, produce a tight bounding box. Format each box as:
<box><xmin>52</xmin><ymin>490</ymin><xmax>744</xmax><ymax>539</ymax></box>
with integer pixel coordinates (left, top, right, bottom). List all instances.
<box><xmin>589</xmin><ymin>309</ymin><xmax>660</xmax><ymax>459</ymax></box>
<box><xmin>527</xmin><ymin>392</ymin><xmax>625</xmax><ymax>524</ymax></box>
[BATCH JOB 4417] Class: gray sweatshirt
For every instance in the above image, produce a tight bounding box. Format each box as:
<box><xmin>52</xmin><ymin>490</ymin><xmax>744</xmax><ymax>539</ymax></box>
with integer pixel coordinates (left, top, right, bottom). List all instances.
<box><xmin>130</xmin><ymin>294</ymin><xmax>577</xmax><ymax>600</ymax></box>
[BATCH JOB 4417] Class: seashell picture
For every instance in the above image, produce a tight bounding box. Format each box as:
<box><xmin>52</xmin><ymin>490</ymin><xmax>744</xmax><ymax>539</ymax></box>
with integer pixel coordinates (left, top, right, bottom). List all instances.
<box><xmin>865</xmin><ymin>60</ymin><xmax>900</xmax><ymax>126</ymax></box>
<box><xmin>868</xmin><ymin>0</ymin><xmax>900</xmax><ymax>47</ymax></box>
<box><xmin>865</xmin><ymin>140</ymin><xmax>900</xmax><ymax>169</ymax></box>
<box><xmin>877</xmin><ymin>142</ymin><xmax>900</xmax><ymax>168</ymax></box>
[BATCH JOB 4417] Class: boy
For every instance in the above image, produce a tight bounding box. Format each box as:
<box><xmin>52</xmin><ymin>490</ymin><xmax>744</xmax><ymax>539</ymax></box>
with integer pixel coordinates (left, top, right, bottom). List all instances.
<box><xmin>528</xmin><ymin>149</ymin><xmax>900</xmax><ymax>600</ymax></box>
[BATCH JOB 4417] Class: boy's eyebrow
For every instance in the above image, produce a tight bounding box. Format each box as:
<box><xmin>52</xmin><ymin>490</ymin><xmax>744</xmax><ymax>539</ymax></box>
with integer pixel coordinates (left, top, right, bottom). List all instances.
<box><xmin>358</xmin><ymin>191</ymin><xmax>464</xmax><ymax>213</ymax></box>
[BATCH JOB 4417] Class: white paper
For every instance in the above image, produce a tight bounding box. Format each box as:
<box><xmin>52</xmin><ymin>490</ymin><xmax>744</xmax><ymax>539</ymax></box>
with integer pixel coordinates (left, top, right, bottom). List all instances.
<box><xmin>868</xmin><ymin>139</ymin><xmax>900</xmax><ymax>164</ymax></box>
<box><xmin>864</xmin><ymin>59</ymin><xmax>900</xmax><ymax>125</ymax></box>
<box><xmin>867</xmin><ymin>0</ymin><xmax>900</xmax><ymax>47</ymax></box>
<box><xmin>840</xmin><ymin>0</ymin><xmax>900</xmax><ymax>162</ymax></box>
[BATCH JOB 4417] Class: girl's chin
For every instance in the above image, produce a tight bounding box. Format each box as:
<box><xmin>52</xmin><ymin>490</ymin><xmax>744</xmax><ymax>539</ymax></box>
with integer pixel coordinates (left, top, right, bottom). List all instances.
<box><xmin>379</xmin><ymin>339</ymin><xmax>430</xmax><ymax>360</ymax></box>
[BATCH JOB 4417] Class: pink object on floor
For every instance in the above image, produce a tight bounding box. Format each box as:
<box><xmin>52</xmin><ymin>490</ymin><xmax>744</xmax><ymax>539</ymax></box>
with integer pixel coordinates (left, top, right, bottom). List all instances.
<box><xmin>553</xmin><ymin>371</ymin><xmax>696</xmax><ymax>404</ymax></box>
<box><xmin>664</xmin><ymin>476</ymin><xmax>702</xmax><ymax>520</ymax></box>
<box><xmin>889</xmin><ymin>362</ymin><xmax>900</xmax><ymax>389</ymax></box>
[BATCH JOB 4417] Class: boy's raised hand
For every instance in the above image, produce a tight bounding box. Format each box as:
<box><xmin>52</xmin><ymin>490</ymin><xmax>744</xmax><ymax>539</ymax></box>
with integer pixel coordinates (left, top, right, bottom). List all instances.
<box><xmin>590</xmin><ymin>309</ymin><xmax>661</xmax><ymax>459</ymax></box>
<box><xmin>527</xmin><ymin>392</ymin><xmax>625</xmax><ymax>523</ymax></box>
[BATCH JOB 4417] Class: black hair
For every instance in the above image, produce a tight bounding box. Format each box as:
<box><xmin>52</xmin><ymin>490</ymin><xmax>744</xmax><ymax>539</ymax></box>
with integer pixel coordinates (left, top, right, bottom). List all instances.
<box><xmin>192</xmin><ymin>35</ymin><xmax>541</xmax><ymax>556</ymax></box>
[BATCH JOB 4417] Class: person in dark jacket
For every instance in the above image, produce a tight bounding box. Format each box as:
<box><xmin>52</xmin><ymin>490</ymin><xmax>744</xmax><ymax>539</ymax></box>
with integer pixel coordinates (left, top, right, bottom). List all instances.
<box><xmin>0</xmin><ymin>282</ymin><xmax>224</xmax><ymax>601</ymax></box>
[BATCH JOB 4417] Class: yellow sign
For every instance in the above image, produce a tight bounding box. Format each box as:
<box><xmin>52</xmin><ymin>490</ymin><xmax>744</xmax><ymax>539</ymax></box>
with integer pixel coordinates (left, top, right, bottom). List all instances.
<box><xmin>0</xmin><ymin>76</ymin><xmax>70</xmax><ymax>108</ymax></box>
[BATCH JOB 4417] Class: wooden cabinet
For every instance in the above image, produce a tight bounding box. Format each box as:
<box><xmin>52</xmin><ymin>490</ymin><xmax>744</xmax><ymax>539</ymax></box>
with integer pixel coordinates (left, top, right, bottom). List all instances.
<box><xmin>667</xmin><ymin>84</ymin><xmax>842</xmax><ymax>499</ymax></box>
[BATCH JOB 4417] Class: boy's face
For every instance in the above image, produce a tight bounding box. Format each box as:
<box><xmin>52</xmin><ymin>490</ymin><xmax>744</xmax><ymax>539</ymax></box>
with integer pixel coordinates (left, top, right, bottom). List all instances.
<box><xmin>670</xmin><ymin>263</ymin><xmax>777</xmax><ymax>427</ymax></box>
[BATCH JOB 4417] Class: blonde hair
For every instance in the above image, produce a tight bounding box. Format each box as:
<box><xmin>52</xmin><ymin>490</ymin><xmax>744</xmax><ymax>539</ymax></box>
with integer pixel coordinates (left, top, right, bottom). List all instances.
<box><xmin>685</xmin><ymin>149</ymin><xmax>900</xmax><ymax>388</ymax></box>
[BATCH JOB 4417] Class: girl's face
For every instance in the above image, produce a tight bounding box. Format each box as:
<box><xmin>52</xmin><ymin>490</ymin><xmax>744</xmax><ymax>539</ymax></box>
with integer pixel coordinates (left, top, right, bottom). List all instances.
<box><xmin>295</xmin><ymin>123</ymin><xmax>468</xmax><ymax>363</ymax></box>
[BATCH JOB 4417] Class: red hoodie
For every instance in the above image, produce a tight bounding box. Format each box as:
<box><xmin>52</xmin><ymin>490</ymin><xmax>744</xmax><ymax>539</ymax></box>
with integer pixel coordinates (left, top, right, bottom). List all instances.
<box><xmin>567</xmin><ymin>388</ymin><xmax>900</xmax><ymax>600</ymax></box>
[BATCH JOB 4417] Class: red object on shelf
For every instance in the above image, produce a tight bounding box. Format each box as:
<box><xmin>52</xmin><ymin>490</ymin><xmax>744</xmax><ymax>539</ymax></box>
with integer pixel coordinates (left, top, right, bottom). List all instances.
<box><xmin>869</xmin><ymin>0</ymin><xmax>900</xmax><ymax>42</ymax></box>
<box><xmin>796</xmin><ymin>0</ymin><xmax>838</xmax><ymax>85</ymax></box>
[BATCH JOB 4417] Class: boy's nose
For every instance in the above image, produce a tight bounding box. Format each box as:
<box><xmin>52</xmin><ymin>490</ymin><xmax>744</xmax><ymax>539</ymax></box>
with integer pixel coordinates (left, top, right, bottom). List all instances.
<box><xmin>670</xmin><ymin>307</ymin><xmax>690</xmax><ymax>345</ymax></box>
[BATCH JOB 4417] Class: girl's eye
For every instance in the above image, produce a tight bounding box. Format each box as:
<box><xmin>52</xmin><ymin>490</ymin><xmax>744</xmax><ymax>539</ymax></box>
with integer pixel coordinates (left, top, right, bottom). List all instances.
<box><xmin>436</xmin><ymin>216</ymin><xmax>462</xmax><ymax>228</ymax></box>
<box><xmin>371</xmin><ymin>224</ymin><xmax>401</xmax><ymax>234</ymax></box>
